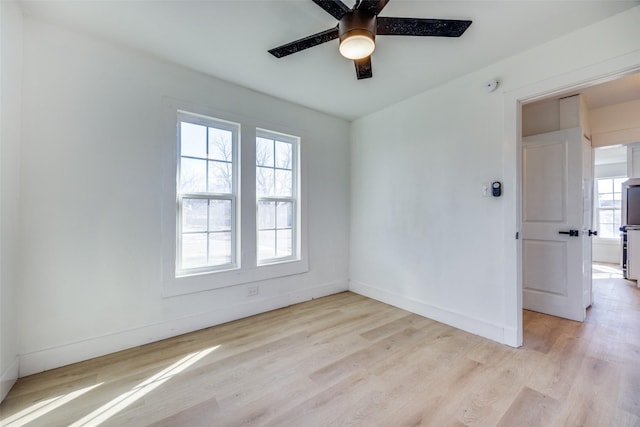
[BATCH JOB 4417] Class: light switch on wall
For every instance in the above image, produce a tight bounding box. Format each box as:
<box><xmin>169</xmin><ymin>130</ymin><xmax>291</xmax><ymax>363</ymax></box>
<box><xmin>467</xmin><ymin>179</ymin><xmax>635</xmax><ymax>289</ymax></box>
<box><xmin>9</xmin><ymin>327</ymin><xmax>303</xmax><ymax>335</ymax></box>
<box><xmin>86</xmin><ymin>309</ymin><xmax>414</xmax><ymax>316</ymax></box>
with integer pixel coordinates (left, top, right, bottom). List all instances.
<box><xmin>482</xmin><ymin>183</ymin><xmax>490</xmax><ymax>197</ymax></box>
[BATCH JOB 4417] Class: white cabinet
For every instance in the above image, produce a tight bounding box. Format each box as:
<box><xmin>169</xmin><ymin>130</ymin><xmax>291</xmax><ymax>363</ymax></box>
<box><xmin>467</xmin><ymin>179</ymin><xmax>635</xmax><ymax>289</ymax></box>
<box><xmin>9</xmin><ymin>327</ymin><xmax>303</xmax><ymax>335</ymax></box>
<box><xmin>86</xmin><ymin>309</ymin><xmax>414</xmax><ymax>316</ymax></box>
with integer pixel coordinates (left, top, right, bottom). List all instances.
<box><xmin>626</xmin><ymin>227</ymin><xmax>640</xmax><ymax>284</ymax></box>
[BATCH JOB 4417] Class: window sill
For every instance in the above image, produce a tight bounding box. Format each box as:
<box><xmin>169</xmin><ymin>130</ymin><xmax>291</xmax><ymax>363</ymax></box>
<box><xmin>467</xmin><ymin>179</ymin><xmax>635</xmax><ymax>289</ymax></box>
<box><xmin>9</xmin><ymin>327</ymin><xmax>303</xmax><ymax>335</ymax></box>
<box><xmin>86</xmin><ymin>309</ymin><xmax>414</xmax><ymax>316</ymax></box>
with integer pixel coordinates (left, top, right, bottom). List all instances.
<box><xmin>162</xmin><ymin>257</ymin><xmax>309</xmax><ymax>297</ymax></box>
<box><xmin>593</xmin><ymin>236</ymin><xmax>621</xmax><ymax>244</ymax></box>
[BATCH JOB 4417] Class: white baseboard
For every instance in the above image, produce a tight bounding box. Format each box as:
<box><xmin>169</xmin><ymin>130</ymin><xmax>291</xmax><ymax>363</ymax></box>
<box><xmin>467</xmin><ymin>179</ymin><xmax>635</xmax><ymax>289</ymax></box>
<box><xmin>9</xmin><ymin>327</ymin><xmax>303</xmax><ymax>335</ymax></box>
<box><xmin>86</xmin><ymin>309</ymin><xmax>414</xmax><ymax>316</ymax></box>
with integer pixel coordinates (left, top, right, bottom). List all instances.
<box><xmin>1</xmin><ymin>357</ymin><xmax>19</xmax><ymax>402</ymax></box>
<box><xmin>501</xmin><ymin>326</ymin><xmax>520</xmax><ymax>347</ymax></box>
<box><xmin>19</xmin><ymin>280</ymin><xmax>347</xmax><ymax>377</ymax></box>
<box><xmin>349</xmin><ymin>280</ymin><xmax>512</xmax><ymax>346</ymax></box>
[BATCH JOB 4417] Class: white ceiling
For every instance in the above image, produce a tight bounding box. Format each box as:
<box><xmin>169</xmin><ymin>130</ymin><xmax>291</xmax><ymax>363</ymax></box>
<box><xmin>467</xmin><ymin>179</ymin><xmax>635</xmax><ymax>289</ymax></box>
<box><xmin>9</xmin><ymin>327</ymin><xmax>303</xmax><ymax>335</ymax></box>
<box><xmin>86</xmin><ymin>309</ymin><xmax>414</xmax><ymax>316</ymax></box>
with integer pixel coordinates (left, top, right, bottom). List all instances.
<box><xmin>19</xmin><ymin>0</ymin><xmax>639</xmax><ymax>121</ymax></box>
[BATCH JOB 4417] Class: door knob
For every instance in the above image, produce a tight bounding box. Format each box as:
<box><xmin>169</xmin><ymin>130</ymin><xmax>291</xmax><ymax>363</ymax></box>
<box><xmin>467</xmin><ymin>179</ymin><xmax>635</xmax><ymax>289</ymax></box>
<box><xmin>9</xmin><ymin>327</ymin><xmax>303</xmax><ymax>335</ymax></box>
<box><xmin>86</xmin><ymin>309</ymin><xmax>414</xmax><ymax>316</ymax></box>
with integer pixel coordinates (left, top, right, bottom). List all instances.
<box><xmin>589</xmin><ymin>230</ymin><xmax>598</xmax><ymax>236</ymax></box>
<box><xmin>559</xmin><ymin>230</ymin><xmax>580</xmax><ymax>237</ymax></box>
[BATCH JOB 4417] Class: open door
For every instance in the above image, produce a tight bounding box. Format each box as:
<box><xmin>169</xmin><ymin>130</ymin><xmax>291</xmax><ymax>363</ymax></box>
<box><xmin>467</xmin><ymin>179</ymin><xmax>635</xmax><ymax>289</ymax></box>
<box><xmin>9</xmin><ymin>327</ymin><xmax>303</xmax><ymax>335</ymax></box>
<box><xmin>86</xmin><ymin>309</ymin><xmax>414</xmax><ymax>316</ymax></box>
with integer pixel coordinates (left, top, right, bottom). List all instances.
<box><xmin>521</xmin><ymin>127</ymin><xmax>587</xmax><ymax>322</ymax></box>
<box><xmin>582</xmin><ymin>135</ymin><xmax>593</xmax><ymax>309</ymax></box>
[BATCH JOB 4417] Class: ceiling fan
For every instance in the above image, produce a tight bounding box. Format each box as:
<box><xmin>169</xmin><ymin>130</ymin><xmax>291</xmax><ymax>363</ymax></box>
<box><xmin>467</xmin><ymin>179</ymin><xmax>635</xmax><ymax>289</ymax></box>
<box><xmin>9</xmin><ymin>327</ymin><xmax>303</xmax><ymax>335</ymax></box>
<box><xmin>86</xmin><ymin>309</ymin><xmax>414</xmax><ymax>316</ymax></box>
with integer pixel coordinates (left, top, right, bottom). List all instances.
<box><xmin>268</xmin><ymin>0</ymin><xmax>472</xmax><ymax>80</ymax></box>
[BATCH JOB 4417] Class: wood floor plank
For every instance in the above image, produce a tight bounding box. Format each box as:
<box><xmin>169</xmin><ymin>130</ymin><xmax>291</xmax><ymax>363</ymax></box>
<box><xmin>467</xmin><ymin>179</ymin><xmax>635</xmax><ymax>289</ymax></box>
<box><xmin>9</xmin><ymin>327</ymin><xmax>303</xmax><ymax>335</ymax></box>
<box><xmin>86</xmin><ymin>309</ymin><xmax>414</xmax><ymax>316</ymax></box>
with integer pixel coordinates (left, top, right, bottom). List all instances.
<box><xmin>552</xmin><ymin>356</ymin><xmax>620</xmax><ymax>426</ymax></box>
<box><xmin>146</xmin><ymin>396</ymin><xmax>220</xmax><ymax>427</ymax></box>
<box><xmin>618</xmin><ymin>362</ymin><xmax>640</xmax><ymax>417</ymax></box>
<box><xmin>496</xmin><ymin>386</ymin><xmax>560</xmax><ymax>427</ymax></box>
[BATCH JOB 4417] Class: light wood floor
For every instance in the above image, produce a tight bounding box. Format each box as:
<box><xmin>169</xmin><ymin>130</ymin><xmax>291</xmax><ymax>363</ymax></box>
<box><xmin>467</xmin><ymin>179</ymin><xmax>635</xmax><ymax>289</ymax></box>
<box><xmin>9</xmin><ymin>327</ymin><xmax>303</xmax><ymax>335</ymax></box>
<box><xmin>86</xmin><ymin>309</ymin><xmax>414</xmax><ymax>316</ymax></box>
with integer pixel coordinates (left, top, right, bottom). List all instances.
<box><xmin>1</xmin><ymin>271</ymin><xmax>639</xmax><ymax>426</ymax></box>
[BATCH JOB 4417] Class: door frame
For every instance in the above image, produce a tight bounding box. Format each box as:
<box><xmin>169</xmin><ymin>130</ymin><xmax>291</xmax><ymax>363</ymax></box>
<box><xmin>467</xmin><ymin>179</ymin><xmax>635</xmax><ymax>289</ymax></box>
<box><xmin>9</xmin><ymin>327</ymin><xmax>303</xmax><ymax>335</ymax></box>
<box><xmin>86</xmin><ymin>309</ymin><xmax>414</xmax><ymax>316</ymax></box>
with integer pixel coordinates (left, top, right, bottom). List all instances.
<box><xmin>502</xmin><ymin>52</ymin><xmax>640</xmax><ymax>347</ymax></box>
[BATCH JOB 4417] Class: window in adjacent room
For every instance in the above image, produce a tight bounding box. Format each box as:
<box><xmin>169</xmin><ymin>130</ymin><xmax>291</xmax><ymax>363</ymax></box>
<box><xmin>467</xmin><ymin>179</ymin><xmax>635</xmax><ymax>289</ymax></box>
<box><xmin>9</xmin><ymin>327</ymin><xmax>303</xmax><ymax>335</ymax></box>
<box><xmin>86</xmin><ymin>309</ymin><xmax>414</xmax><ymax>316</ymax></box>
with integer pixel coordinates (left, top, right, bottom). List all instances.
<box><xmin>256</xmin><ymin>129</ymin><xmax>299</xmax><ymax>264</ymax></box>
<box><xmin>176</xmin><ymin>112</ymin><xmax>239</xmax><ymax>276</ymax></box>
<box><xmin>596</xmin><ymin>177</ymin><xmax>626</xmax><ymax>238</ymax></box>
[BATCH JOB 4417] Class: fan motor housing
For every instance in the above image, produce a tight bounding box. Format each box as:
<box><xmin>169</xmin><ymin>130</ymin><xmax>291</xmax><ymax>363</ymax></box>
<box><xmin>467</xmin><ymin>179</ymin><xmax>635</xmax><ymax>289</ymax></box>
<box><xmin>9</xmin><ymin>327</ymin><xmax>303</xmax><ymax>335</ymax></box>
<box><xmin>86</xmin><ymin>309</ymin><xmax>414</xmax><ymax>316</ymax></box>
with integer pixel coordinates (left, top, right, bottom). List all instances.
<box><xmin>339</xmin><ymin>10</ymin><xmax>376</xmax><ymax>43</ymax></box>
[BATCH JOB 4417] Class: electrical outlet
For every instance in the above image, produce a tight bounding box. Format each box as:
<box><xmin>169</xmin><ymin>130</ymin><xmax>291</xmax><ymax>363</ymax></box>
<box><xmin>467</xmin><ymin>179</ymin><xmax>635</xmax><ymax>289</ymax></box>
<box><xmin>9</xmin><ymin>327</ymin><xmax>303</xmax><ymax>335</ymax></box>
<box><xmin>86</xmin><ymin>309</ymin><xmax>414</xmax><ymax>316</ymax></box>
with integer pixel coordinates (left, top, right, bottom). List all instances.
<box><xmin>247</xmin><ymin>285</ymin><xmax>259</xmax><ymax>297</ymax></box>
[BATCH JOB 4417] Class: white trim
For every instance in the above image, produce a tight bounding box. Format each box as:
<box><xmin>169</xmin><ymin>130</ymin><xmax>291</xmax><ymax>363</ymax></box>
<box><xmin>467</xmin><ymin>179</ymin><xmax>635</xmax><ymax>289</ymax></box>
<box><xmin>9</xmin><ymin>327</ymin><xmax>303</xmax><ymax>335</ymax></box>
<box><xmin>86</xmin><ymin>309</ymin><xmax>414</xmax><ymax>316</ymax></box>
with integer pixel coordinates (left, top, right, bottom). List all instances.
<box><xmin>19</xmin><ymin>280</ymin><xmax>347</xmax><ymax>377</ymax></box>
<box><xmin>0</xmin><ymin>357</ymin><xmax>18</xmax><ymax>402</ymax></box>
<box><xmin>349</xmin><ymin>280</ymin><xmax>510</xmax><ymax>346</ymax></box>
<box><xmin>504</xmin><ymin>50</ymin><xmax>640</xmax><ymax>348</ymax></box>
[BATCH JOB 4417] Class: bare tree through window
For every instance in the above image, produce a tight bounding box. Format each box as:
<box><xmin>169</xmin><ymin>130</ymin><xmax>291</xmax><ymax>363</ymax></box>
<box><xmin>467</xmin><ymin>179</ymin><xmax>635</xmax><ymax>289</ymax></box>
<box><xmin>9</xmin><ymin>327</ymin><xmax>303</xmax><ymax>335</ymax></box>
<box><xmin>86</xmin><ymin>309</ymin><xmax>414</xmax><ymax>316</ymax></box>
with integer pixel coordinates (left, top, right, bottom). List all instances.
<box><xmin>256</xmin><ymin>131</ymin><xmax>297</xmax><ymax>262</ymax></box>
<box><xmin>177</xmin><ymin>114</ymin><xmax>238</xmax><ymax>274</ymax></box>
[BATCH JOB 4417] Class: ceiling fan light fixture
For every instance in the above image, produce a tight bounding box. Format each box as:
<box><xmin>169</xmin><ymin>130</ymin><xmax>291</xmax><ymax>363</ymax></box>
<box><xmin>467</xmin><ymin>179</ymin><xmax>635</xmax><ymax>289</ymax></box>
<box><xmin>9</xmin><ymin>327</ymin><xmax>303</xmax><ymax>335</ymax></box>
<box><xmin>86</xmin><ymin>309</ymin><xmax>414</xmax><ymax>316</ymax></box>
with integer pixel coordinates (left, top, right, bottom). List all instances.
<box><xmin>339</xmin><ymin>30</ymin><xmax>375</xmax><ymax>60</ymax></box>
<box><xmin>268</xmin><ymin>0</ymin><xmax>473</xmax><ymax>80</ymax></box>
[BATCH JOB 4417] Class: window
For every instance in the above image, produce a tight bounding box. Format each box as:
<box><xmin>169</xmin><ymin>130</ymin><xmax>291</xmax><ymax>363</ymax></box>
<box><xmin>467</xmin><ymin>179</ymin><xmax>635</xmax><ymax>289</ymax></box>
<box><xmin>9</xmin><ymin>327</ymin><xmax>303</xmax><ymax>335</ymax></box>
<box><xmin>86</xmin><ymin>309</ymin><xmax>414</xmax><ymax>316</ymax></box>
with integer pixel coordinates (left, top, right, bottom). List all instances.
<box><xmin>256</xmin><ymin>130</ymin><xmax>299</xmax><ymax>264</ymax></box>
<box><xmin>164</xmin><ymin>104</ymin><xmax>308</xmax><ymax>295</ymax></box>
<box><xmin>176</xmin><ymin>112</ymin><xmax>239</xmax><ymax>276</ymax></box>
<box><xmin>596</xmin><ymin>177</ymin><xmax>626</xmax><ymax>238</ymax></box>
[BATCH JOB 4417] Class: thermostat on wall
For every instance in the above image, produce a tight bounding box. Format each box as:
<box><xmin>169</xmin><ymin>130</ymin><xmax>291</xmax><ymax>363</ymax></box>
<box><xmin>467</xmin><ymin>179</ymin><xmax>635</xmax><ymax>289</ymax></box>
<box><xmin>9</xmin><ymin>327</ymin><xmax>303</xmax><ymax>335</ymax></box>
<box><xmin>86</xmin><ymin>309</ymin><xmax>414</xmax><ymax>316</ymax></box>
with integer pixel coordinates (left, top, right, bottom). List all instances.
<box><xmin>492</xmin><ymin>181</ymin><xmax>502</xmax><ymax>197</ymax></box>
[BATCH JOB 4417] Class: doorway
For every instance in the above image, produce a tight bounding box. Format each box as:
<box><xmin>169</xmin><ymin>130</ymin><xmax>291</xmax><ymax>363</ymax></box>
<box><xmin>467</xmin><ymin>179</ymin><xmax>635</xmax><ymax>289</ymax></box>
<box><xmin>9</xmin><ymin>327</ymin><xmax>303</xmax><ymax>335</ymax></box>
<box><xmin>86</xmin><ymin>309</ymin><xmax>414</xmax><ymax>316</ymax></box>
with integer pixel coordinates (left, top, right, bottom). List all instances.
<box><xmin>517</xmin><ymin>71</ymin><xmax>640</xmax><ymax>340</ymax></box>
<box><xmin>503</xmin><ymin>63</ymin><xmax>640</xmax><ymax>347</ymax></box>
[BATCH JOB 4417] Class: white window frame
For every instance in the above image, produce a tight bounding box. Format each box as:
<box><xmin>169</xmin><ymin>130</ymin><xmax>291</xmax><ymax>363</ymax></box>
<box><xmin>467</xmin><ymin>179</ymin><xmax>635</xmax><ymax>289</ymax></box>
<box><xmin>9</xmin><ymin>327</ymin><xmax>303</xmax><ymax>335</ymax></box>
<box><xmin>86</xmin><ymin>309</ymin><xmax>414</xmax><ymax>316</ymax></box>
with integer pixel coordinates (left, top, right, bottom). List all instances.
<box><xmin>256</xmin><ymin>129</ymin><xmax>300</xmax><ymax>265</ymax></box>
<box><xmin>595</xmin><ymin>176</ymin><xmax>625</xmax><ymax>240</ymax></box>
<box><xmin>161</xmin><ymin>100</ymin><xmax>309</xmax><ymax>297</ymax></box>
<box><xmin>176</xmin><ymin>111</ymin><xmax>240</xmax><ymax>277</ymax></box>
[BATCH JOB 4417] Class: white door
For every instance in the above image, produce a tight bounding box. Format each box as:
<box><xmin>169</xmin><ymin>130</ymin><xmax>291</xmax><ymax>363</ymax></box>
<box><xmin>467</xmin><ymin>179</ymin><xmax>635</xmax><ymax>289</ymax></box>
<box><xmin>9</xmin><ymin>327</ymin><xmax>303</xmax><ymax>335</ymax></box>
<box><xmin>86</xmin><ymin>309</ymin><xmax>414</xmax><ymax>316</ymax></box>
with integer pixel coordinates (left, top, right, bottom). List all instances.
<box><xmin>521</xmin><ymin>127</ymin><xmax>586</xmax><ymax>322</ymax></box>
<box><xmin>582</xmin><ymin>136</ymin><xmax>593</xmax><ymax>309</ymax></box>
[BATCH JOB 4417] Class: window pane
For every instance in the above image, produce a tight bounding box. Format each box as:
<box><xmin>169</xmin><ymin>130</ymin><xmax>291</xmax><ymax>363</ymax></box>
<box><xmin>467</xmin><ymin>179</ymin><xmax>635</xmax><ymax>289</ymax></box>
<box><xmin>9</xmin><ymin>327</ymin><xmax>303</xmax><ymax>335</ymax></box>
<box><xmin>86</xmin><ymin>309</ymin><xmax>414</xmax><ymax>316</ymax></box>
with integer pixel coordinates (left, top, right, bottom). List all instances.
<box><xmin>209</xmin><ymin>232</ymin><xmax>231</xmax><ymax>265</ymax></box>
<box><xmin>182</xmin><ymin>199</ymin><xmax>207</xmax><ymax>232</ymax></box>
<box><xmin>598</xmin><ymin>194</ymin><xmax>614</xmax><ymax>208</ymax></box>
<box><xmin>614</xmin><ymin>178</ymin><xmax>627</xmax><ymax>192</ymax></box>
<box><xmin>256</xmin><ymin>137</ymin><xmax>274</xmax><ymax>167</ymax></box>
<box><xmin>258</xmin><ymin>230</ymin><xmax>276</xmax><ymax>260</ymax></box>
<box><xmin>598</xmin><ymin>179</ymin><xmax>613</xmax><ymax>194</ymax></box>
<box><xmin>208</xmin><ymin>160</ymin><xmax>233</xmax><ymax>193</ymax></box>
<box><xmin>208</xmin><ymin>127</ymin><xmax>232</xmax><ymax>161</ymax></box>
<box><xmin>181</xmin><ymin>122</ymin><xmax>207</xmax><ymax>158</ymax></box>
<box><xmin>257</xmin><ymin>167</ymin><xmax>274</xmax><ymax>197</ymax></box>
<box><xmin>209</xmin><ymin>200</ymin><xmax>231</xmax><ymax>231</ymax></box>
<box><xmin>275</xmin><ymin>170</ymin><xmax>292</xmax><ymax>197</ymax></box>
<box><xmin>599</xmin><ymin>209</ymin><xmax>614</xmax><ymax>224</ymax></box>
<box><xmin>180</xmin><ymin>158</ymin><xmax>206</xmax><ymax>193</ymax></box>
<box><xmin>277</xmin><ymin>229</ymin><xmax>293</xmax><ymax>258</ymax></box>
<box><xmin>600</xmin><ymin>224</ymin><xmax>616</xmax><ymax>239</ymax></box>
<box><xmin>181</xmin><ymin>233</ymin><xmax>207</xmax><ymax>269</ymax></box>
<box><xmin>258</xmin><ymin>201</ymin><xmax>276</xmax><ymax>229</ymax></box>
<box><xmin>275</xmin><ymin>141</ymin><xmax>292</xmax><ymax>170</ymax></box>
<box><xmin>276</xmin><ymin>202</ymin><xmax>292</xmax><ymax>228</ymax></box>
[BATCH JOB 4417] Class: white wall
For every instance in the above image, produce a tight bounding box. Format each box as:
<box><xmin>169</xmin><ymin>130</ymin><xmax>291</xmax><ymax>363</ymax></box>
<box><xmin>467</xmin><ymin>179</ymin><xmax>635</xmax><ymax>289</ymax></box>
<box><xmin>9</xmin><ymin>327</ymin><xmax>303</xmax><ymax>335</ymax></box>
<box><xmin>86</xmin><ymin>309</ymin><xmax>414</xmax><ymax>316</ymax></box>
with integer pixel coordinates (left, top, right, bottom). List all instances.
<box><xmin>0</xmin><ymin>0</ymin><xmax>23</xmax><ymax>401</ymax></box>
<box><xmin>18</xmin><ymin>18</ymin><xmax>350</xmax><ymax>376</ymax></box>
<box><xmin>591</xmin><ymin>99</ymin><xmax>640</xmax><ymax>147</ymax></box>
<box><xmin>350</xmin><ymin>6</ymin><xmax>640</xmax><ymax>345</ymax></box>
<box><xmin>628</xmin><ymin>144</ymin><xmax>640</xmax><ymax>178</ymax></box>
<box><xmin>595</xmin><ymin>162</ymin><xmax>627</xmax><ymax>179</ymax></box>
<box><xmin>521</xmin><ymin>98</ymin><xmax>560</xmax><ymax>137</ymax></box>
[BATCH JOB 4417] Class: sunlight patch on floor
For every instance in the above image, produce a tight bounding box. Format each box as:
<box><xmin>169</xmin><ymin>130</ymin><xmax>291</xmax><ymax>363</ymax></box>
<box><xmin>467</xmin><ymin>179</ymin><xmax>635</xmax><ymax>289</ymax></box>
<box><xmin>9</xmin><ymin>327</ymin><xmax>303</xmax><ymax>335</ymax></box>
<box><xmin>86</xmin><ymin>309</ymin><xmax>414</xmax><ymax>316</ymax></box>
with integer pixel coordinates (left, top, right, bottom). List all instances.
<box><xmin>592</xmin><ymin>262</ymin><xmax>624</xmax><ymax>279</ymax></box>
<box><xmin>69</xmin><ymin>345</ymin><xmax>220</xmax><ymax>427</ymax></box>
<box><xmin>0</xmin><ymin>383</ymin><xmax>102</xmax><ymax>427</ymax></box>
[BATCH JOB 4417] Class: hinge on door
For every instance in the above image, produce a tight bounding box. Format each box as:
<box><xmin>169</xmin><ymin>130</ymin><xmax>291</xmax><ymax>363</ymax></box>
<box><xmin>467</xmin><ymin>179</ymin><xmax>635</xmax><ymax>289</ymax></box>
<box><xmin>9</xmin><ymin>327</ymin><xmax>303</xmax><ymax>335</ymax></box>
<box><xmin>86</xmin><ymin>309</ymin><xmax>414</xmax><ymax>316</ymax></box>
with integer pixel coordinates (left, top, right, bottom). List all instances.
<box><xmin>516</xmin><ymin>232</ymin><xmax>519</xmax><ymax>240</ymax></box>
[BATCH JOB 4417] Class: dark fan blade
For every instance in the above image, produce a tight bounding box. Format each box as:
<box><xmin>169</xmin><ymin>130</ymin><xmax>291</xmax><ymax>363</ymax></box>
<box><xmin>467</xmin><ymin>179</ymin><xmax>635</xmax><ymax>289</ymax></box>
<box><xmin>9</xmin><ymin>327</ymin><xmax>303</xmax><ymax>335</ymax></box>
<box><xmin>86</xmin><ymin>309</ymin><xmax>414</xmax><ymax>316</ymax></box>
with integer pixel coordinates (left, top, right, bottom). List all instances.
<box><xmin>357</xmin><ymin>0</ymin><xmax>390</xmax><ymax>15</ymax></box>
<box><xmin>269</xmin><ymin>27</ymin><xmax>339</xmax><ymax>58</ymax></box>
<box><xmin>312</xmin><ymin>0</ymin><xmax>351</xmax><ymax>20</ymax></box>
<box><xmin>377</xmin><ymin>17</ymin><xmax>472</xmax><ymax>37</ymax></box>
<box><xmin>354</xmin><ymin>56</ymin><xmax>372</xmax><ymax>80</ymax></box>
